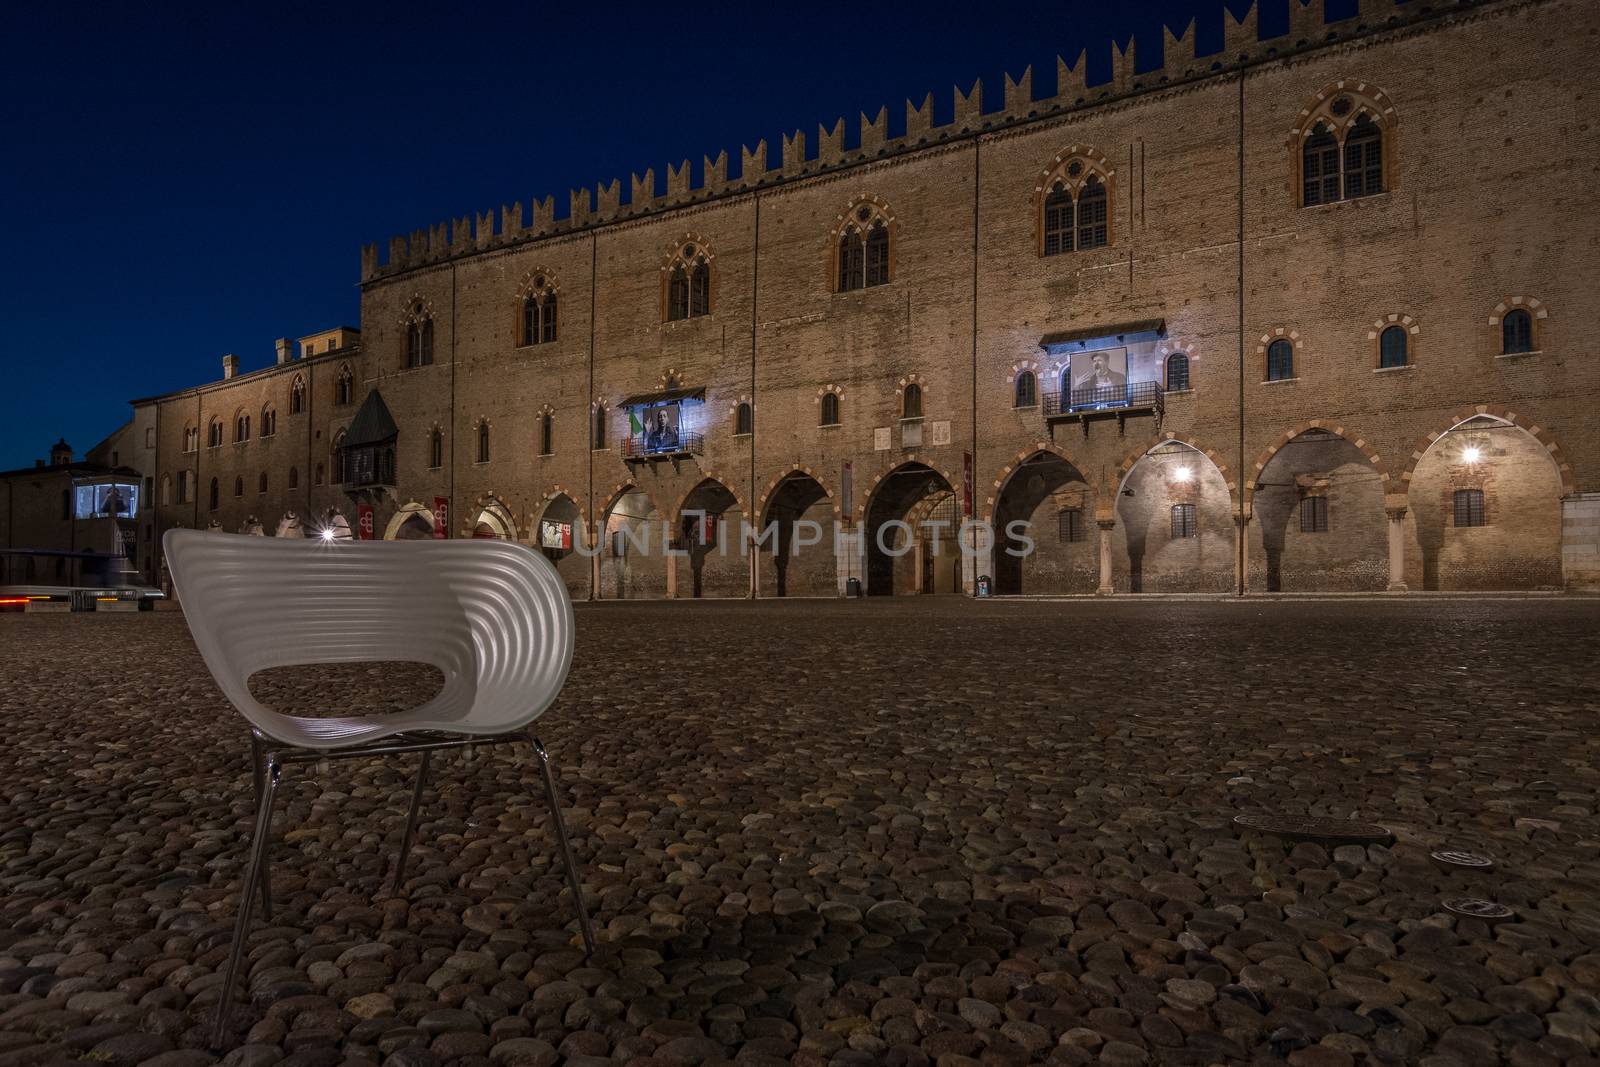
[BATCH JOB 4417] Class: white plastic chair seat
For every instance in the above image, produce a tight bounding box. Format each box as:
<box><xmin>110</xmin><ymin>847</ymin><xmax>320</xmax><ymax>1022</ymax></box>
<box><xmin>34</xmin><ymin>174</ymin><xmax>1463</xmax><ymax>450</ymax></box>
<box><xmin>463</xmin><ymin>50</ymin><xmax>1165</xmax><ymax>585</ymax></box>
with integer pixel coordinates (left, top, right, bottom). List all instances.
<box><xmin>163</xmin><ymin>529</ymin><xmax>574</xmax><ymax>750</ymax></box>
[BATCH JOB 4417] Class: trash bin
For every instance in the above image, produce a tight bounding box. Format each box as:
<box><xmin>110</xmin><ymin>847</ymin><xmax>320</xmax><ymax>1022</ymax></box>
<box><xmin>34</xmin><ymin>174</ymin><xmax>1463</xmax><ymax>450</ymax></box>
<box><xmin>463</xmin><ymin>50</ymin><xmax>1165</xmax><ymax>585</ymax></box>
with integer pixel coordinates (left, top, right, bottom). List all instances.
<box><xmin>975</xmin><ymin>575</ymin><xmax>991</xmax><ymax>598</ymax></box>
<box><xmin>845</xmin><ymin>577</ymin><xmax>862</xmax><ymax>598</ymax></box>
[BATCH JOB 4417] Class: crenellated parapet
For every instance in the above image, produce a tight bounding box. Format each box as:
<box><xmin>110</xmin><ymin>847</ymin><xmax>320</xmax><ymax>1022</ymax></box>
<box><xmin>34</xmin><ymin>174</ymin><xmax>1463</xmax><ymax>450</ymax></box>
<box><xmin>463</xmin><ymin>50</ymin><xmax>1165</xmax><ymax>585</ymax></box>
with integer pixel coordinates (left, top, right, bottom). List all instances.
<box><xmin>359</xmin><ymin>0</ymin><xmax>1475</xmax><ymax>283</ymax></box>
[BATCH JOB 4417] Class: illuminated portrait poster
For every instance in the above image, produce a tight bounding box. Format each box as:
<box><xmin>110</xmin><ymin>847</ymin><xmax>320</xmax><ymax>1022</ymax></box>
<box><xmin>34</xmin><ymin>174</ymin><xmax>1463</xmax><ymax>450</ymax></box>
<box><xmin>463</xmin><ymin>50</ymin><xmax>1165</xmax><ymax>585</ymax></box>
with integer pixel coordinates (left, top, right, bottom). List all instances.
<box><xmin>1069</xmin><ymin>347</ymin><xmax>1129</xmax><ymax>399</ymax></box>
<box><xmin>634</xmin><ymin>402</ymin><xmax>681</xmax><ymax>452</ymax></box>
<box><xmin>75</xmin><ymin>483</ymin><xmax>138</xmax><ymax>519</ymax></box>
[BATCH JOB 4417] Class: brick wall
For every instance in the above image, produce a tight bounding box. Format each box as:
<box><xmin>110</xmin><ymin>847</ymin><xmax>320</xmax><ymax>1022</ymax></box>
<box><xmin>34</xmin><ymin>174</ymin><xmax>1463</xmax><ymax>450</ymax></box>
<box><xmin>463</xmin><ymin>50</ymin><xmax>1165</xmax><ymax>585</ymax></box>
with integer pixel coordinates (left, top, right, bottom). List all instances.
<box><xmin>134</xmin><ymin>0</ymin><xmax>1598</xmax><ymax>595</ymax></box>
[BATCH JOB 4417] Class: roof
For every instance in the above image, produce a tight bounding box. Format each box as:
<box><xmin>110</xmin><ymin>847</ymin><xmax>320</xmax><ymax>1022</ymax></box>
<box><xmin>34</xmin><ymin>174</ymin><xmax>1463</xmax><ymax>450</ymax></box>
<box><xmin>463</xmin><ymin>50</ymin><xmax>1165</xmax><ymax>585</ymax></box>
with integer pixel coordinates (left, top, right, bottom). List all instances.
<box><xmin>343</xmin><ymin>388</ymin><xmax>398</xmax><ymax>447</ymax></box>
<box><xmin>1038</xmin><ymin>319</ymin><xmax>1166</xmax><ymax>351</ymax></box>
<box><xmin>620</xmin><ymin>386</ymin><xmax>706</xmax><ymax>408</ymax></box>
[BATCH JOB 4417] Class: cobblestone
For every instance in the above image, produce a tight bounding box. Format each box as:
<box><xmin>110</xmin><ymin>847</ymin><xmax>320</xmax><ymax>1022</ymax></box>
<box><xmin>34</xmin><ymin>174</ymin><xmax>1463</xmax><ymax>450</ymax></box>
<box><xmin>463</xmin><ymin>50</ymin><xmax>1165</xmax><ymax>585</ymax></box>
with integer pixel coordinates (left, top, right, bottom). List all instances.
<box><xmin>1</xmin><ymin>598</ymin><xmax>1597</xmax><ymax>1063</ymax></box>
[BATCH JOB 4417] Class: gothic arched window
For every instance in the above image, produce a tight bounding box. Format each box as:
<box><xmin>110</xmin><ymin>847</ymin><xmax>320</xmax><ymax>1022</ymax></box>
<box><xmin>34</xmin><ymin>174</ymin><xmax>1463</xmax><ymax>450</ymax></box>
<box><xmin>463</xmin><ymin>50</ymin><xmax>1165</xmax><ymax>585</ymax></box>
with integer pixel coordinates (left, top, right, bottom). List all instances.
<box><xmin>1038</xmin><ymin>154</ymin><xmax>1113</xmax><ymax>257</ymax></box>
<box><xmin>1267</xmin><ymin>339</ymin><xmax>1295</xmax><ymax>381</ymax></box>
<box><xmin>1014</xmin><ymin>371</ymin><xmax>1037</xmax><ymax>408</ymax></box>
<box><xmin>1502</xmin><ymin>309</ymin><xmax>1533</xmax><ymax>354</ymax></box>
<box><xmin>665</xmin><ymin>242</ymin><xmax>711</xmax><ymax>321</ymax></box>
<box><xmin>836</xmin><ymin>202</ymin><xmax>892</xmax><ymax>291</ymax></box>
<box><xmin>902</xmin><ymin>383</ymin><xmax>922</xmax><ymax>420</ymax></box>
<box><xmin>1379</xmin><ymin>326</ymin><xmax>1408</xmax><ymax>368</ymax></box>
<box><xmin>1296</xmin><ymin>87</ymin><xmax>1393</xmax><ymax>207</ymax></box>
<box><xmin>820</xmin><ymin>392</ymin><xmax>840</xmax><ymax>426</ymax></box>
<box><xmin>1166</xmin><ymin>353</ymin><xmax>1190</xmax><ymax>391</ymax></box>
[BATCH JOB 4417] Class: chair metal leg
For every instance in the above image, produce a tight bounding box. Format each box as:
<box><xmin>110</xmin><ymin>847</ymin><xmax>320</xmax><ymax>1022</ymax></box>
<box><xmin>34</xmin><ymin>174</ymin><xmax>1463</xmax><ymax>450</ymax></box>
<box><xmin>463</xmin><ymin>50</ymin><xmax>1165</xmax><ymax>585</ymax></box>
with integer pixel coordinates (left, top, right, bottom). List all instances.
<box><xmin>212</xmin><ymin>756</ymin><xmax>280</xmax><ymax>1049</ymax></box>
<box><xmin>248</xmin><ymin>732</ymin><xmax>273</xmax><ymax>920</ymax></box>
<box><xmin>532</xmin><ymin>736</ymin><xmax>596</xmax><ymax>957</ymax></box>
<box><xmin>388</xmin><ymin>750</ymin><xmax>431</xmax><ymax>897</ymax></box>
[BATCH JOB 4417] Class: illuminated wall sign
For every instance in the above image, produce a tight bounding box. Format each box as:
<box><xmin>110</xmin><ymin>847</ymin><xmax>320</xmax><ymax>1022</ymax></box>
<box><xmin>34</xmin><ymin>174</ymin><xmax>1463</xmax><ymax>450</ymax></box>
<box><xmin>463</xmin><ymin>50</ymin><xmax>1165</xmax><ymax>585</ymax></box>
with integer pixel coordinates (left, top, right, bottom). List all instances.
<box><xmin>540</xmin><ymin>520</ymin><xmax>572</xmax><ymax>550</ymax></box>
<box><xmin>74</xmin><ymin>483</ymin><xmax>138</xmax><ymax>519</ymax></box>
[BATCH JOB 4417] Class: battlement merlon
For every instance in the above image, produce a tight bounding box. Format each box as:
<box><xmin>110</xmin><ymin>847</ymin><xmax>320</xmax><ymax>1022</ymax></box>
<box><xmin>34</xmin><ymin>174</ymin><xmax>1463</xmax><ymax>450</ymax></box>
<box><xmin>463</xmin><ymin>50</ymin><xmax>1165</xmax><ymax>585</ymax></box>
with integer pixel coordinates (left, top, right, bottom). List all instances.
<box><xmin>358</xmin><ymin>0</ymin><xmax>1475</xmax><ymax>283</ymax></box>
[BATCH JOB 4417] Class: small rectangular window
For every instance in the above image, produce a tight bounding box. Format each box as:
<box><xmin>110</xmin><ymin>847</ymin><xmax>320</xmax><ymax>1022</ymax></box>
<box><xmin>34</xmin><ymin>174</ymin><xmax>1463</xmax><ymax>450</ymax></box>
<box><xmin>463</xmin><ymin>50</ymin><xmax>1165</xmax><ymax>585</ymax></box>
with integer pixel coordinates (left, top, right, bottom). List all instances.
<box><xmin>1170</xmin><ymin>503</ymin><xmax>1197</xmax><ymax>539</ymax></box>
<box><xmin>1453</xmin><ymin>488</ymin><xmax>1486</xmax><ymax>528</ymax></box>
<box><xmin>1299</xmin><ymin>496</ymin><xmax>1329</xmax><ymax>533</ymax></box>
<box><xmin>1058</xmin><ymin>508</ymin><xmax>1085</xmax><ymax>543</ymax></box>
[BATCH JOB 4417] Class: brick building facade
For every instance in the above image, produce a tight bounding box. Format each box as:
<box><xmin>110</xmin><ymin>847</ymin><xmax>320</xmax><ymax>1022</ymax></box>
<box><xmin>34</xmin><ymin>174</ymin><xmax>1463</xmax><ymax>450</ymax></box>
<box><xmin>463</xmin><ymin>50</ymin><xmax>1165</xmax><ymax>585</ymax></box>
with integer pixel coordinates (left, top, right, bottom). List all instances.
<box><xmin>135</xmin><ymin>0</ymin><xmax>1600</xmax><ymax>595</ymax></box>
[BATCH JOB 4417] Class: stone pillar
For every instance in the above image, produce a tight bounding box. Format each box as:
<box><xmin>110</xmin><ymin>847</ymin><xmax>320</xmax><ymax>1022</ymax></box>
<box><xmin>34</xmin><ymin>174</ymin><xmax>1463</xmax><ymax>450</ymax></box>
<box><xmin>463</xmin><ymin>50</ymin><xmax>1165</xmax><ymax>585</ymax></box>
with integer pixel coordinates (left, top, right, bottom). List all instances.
<box><xmin>1097</xmin><ymin>520</ymin><xmax>1115</xmax><ymax>595</ymax></box>
<box><xmin>589</xmin><ymin>539</ymin><xmax>601</xmax><ymax>601</ymax></box>
<box><xmin>1386</xmin><ymin>507</ymin><xmax>1409</xmax><ymax>592</ymax></box>
<box><xmin>1234</xmin><ymin>511</ymin><xmax>1252</xmax><ymax>595</ymax></box>
<box><xmin>1563</xmin><ymin>493</ymin><xmax>1600</xmax><ymax>592</ymax></box>
<box><xmin>665</xmin><ymin>549</ymin><xmax>678</xmax><ymax>599</ymax></box>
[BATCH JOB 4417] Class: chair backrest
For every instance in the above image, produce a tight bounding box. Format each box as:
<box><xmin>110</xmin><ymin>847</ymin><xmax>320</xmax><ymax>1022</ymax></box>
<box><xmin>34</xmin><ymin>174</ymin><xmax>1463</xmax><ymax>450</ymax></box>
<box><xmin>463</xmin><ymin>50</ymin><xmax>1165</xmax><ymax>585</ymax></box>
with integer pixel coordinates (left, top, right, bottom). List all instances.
<box><xmin>163</xmin><ymin>528</ymin><xmax>574</xmax><ymax>738</ymax></box>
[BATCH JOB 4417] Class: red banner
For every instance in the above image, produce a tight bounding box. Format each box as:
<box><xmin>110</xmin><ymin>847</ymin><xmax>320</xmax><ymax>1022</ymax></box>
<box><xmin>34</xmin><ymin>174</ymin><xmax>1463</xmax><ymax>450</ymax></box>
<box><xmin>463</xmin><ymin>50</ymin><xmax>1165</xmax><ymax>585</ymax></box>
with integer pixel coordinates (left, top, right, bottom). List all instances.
<box><xmin>357</xmin><ymin>503</ymin><xmax>374</xmax><ymax>540</ymax></box>
<box><xmin>433</xmin><ymin>497</ymin><xmax>449</xmax><ymax>539</ymax></box>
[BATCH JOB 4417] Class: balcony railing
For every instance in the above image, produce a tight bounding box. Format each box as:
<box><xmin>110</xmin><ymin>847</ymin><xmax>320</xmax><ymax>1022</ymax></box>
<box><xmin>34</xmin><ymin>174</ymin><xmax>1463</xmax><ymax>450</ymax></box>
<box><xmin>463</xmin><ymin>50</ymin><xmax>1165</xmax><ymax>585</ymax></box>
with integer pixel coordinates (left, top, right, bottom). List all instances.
<box><xmin>622</xmin><ymin>431</ymin><xmax>704</xmax><ymax>460</ymax></box>
<box><xmin>1043</xmin><ymin>380</ymin><xmax>1164</xmax><ymax>421</ymax></box>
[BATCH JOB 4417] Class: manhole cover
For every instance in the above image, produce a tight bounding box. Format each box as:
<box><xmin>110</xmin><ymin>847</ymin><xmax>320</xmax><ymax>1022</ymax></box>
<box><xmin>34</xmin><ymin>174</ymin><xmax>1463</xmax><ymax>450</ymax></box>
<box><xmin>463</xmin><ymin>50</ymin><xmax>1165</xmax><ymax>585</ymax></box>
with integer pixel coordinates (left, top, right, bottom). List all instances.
<box><xmin>1233</xmin><ymin>814</ymin><xmax>1392</xmax><ymax>844</ymax></box>
<box><xmin>1444</xmin><ymin>898</ymin><xmax>1514</xmax><ymax>923</ymax></box>
<box><xmin>1431</xmin><ymin>849</ymin><xmax>1495</xmax><ymax>872</ymax></box>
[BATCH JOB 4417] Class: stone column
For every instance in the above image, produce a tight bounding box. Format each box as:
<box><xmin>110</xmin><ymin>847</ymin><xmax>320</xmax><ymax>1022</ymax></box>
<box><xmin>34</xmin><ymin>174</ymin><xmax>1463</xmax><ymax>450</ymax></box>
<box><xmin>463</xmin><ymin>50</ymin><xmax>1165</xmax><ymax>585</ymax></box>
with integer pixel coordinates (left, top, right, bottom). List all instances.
<box><xmin>588</xmin><ymin>522</ymin><xmax>601</xmax><ymax>601</ymax></box>
<box><xmin>1386</xmin><ymin>507</ymin><xmax>1409</xmax><ymax>592</ymax></box>
<box><xmin>665</xmin><ymin>548</ymin><xmax>678</xmax><ymax>599</ymax></box>
<box><xmin>1234</xmin><ymin>511</ymin><xmax>1252</xmax><ymax>595</ymax></box>
<box><xmin>1097</xmin><ymin>520</ymin><xmax>1116</xmax><ymax>595</ymax></box>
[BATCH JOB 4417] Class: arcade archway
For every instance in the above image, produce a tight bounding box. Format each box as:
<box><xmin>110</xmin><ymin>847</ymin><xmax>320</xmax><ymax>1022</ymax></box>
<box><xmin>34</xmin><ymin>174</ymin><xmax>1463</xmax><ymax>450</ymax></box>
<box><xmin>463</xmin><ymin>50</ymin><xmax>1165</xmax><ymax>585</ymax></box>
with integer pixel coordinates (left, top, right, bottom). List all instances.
<box><xmin>1117</xmin><ymin>441</ymin><xmax>1233</xmax><ymax>593</ymax></box>
<box><xmin>990</xmin><ymin>450</ymin><xmax>1094</xmax><ymax>595</ymax></box>
<box><xmin>759</xmin><ymin>470</ymin><xmax>836</xmax><ymax>597</ymax></box>
<box><xmin>864</xmin><ymin>462</ymin><xmax>959</xmax><ymax>596</ymax></box>
<box><xmin>600</xmin><ymin>485</ymin><xmax>664</xmax><ymax>599</ymax></box>
<box><xmin>676</xmin><ymin>478</ymin><xmax>744</xmax><ymax>598</ymax></box>
<box><xmin>1249</xmin><ymin>428</ymin><xmax>1386</xmax><ymax>591</ymax></box>
<box><xmin>534</xmin><ymin>493</ymin><xmax>587</xmax><ymax>599</ymax></box>
<box><xmin>1405</xmin><ymin>414</ymin><xmax>1565</xmax><ymax>589</ymax></box>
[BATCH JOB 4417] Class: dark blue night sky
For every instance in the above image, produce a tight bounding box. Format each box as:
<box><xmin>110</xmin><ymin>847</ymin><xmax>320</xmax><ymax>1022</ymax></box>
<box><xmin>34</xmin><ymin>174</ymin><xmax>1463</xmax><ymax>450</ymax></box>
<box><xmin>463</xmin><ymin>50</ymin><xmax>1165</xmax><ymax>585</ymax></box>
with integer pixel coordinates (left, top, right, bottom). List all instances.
<box><xmin>2</xmin><ymin>0</ymin><xmax>1322</xmax><ymax>470</ymax></box>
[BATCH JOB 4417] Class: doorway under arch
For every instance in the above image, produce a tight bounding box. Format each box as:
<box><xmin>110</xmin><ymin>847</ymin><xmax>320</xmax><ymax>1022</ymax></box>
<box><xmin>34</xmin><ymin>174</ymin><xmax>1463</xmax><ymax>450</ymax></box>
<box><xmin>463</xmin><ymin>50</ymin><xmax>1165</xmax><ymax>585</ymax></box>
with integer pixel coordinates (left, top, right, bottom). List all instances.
<box><xmin>864</xmin><ymin>462</ymin><xmax>959</xmax><ymax>596</ymax></box>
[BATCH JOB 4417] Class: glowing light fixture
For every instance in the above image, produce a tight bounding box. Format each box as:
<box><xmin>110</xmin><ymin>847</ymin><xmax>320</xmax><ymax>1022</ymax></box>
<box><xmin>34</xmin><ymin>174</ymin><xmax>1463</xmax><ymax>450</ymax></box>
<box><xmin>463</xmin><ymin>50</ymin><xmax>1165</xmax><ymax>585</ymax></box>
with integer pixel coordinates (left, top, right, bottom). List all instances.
<box><xmin>320</xmin><ymin>528</ymin><xmax>336</xmax><ymax>542</ymax></box>
<box><xmin>1462</xmin><ymin>446</ymin><xmax>1481</xmax><ymax>463</ymax></box>
<box><xmin>1174</xmin><ymin>466</ymin><xmax>1193</xmax><ymax>482</ymax></box>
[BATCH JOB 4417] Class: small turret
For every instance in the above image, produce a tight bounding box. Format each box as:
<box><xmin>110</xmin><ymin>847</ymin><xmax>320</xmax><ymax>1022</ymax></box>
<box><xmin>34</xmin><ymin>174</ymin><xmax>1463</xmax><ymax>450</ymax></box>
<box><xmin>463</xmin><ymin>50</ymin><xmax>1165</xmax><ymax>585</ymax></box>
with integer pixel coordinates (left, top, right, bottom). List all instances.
<box><xmin>50</xmin><ymin>438</ymin><xmax>72</xmax><ymax>466</ymax></box>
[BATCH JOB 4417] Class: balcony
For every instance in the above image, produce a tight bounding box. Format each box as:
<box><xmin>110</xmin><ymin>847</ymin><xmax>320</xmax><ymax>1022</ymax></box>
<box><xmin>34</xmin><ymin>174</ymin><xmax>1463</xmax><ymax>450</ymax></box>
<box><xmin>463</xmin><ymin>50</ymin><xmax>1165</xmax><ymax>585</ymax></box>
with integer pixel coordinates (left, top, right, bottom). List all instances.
<box><xmin>622</xmin><ymin>431</ymin><xmax>703</xmax><ymax>462</ymax></box>
<box><xmin>342</xmin><ymin>445</ymin><xmax>395</xmax><ymax>491</ymax></box>
<box><xmin>1043</xmin><ymin>380</ymin><xmax>1164</xmax><ymax>434</ymax></box>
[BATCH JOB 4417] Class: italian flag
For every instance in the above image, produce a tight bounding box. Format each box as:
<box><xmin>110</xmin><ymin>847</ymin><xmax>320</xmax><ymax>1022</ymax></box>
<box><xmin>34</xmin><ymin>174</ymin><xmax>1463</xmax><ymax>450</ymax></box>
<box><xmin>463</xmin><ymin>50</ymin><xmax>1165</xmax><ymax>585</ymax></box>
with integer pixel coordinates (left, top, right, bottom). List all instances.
<box><xmin>628</xmin><ymin>409</ymin><xmax>643</xmax><ymax>435</ymax></box>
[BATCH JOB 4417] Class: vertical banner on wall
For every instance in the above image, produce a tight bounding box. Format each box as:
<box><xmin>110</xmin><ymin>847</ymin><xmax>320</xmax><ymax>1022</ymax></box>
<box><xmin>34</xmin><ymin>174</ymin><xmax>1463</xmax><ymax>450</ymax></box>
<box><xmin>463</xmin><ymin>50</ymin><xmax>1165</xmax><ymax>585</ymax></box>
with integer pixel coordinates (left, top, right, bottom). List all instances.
<box><xmin>432</xmin><ymin>497</ymin><xmax>450</xmax><ymax>539</ymax></box>
<box><xmin>841</xmin><ymin>461</ymin><xmax>853</xmax><ymax>525</ymax></box>
<box><xmin>357</xmin><ymin>503</ymin><xmax>374</xmax><ymax>540</ymax></box>
<box><xmin>963</xmin><ymin>451</ymin><xmax>973</xmax><ymax>517</ymax></box>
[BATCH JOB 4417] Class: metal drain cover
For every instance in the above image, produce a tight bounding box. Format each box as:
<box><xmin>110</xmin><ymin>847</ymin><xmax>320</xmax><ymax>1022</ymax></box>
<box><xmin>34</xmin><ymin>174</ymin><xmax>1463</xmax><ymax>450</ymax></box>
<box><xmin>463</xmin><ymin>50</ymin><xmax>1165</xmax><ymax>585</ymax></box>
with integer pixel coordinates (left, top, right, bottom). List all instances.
<box><xmin>1431</xmin><ymin>849</ymin><xmax>1495</xmax><ymax>872</ymax></box>
<box><xmin>1444</xmin><ymin>897</ymin><xmax>1514</xmax><ymax>923</ymax></box>
<box><xmin>1233</xmin><ymin>814</ymin><xmax>1392</xmax><ymax>844</ymax></box>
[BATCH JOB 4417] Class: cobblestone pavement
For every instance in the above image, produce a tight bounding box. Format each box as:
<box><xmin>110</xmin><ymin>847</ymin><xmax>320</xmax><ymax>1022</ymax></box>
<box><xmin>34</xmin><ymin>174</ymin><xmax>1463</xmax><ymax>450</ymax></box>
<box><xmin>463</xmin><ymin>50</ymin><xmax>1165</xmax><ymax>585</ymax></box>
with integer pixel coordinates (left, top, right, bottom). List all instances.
<box><xmin>2</xmin><ymin>598</ymin><xmax>1598</xmax><ymax>1067</ymax></box>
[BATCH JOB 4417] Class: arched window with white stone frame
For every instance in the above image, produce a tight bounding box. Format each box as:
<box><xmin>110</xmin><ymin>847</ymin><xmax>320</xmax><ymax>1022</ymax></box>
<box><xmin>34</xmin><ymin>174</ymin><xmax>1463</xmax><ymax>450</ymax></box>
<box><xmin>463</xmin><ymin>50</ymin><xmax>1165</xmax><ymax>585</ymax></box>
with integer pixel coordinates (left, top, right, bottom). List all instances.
<box><xmin>663</xmin><ymin>238</ymin><xmax>713</xmax><ymax>322</ymax></box>
<box><xmin>1035</xmin><ymin>147</ymin><xmax>1115</xmax><ymax>257</ymax></box>
<box><xmin>832</xmin><ymin>198</ymin><xmax>895</xmax><ymax>292</ymax></box>
<box><xmin>1291</xmin><ymin>82</ymin><xmax>1397</xmax><ymax>208</ymax></box>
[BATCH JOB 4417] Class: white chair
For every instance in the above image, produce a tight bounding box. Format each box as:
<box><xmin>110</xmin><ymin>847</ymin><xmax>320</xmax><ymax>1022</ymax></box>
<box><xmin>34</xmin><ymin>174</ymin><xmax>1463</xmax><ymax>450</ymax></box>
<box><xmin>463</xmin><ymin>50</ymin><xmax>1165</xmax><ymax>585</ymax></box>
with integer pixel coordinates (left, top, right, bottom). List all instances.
<box><xmin>161</xmin><ymin>528</ymin><xmax>595</xmax><ymax>1047</ymax></box>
